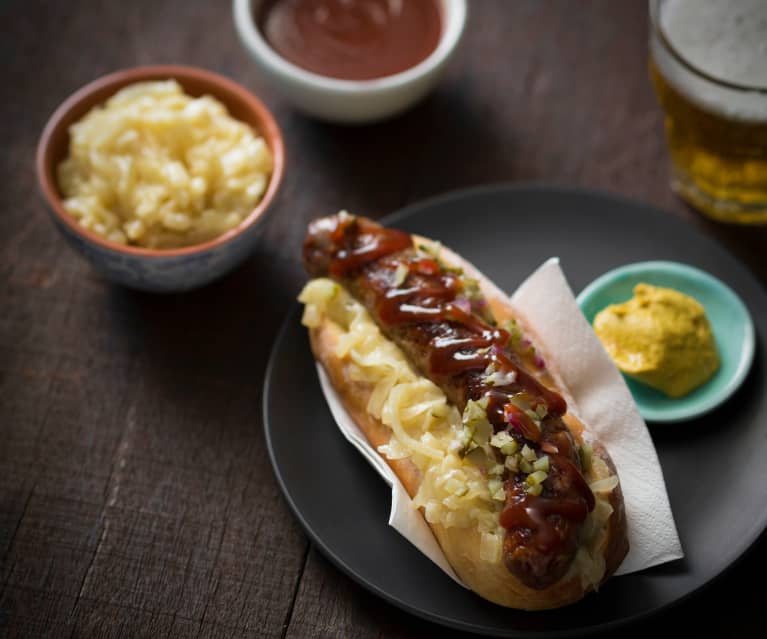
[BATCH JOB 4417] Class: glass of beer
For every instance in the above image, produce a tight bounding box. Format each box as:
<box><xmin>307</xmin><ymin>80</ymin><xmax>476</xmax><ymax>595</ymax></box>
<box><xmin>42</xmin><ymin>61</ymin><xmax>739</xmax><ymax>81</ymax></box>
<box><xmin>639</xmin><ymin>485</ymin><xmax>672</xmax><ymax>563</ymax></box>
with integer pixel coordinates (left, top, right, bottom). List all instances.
<box><xmin>649</xmin><ymin>0</ymin><xmax>767</xmax><ymax>224</ymax></box>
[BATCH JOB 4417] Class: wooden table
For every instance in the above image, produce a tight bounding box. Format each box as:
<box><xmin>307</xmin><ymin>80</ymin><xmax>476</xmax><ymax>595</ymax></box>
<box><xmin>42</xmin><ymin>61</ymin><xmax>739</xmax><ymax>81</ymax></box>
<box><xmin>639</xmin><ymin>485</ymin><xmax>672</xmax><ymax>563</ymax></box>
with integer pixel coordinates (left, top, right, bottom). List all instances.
<box><xmin>1</xmin><ymin>1</ymin><xmax>765</xmax><ymax>636</ymax></box>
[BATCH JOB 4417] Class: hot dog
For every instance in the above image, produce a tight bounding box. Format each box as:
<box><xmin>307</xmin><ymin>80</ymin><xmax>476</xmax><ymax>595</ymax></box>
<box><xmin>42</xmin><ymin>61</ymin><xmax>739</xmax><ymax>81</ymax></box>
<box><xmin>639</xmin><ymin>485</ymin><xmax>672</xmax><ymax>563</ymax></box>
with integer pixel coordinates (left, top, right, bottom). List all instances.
<box><xmin>299</xmin><ymin>212</ymin><xmax>628</xmax><ymax>609</ymax></box>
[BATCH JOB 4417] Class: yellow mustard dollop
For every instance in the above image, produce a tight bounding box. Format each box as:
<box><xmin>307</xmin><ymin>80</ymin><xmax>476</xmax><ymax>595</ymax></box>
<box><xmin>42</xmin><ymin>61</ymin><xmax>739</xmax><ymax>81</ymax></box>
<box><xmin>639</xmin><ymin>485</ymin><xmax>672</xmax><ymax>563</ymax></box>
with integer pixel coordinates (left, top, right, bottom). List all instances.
<box><xmin>593</xmin><ymin>283</ymin><xmax>719</xmax><ymax>398</ymax></box>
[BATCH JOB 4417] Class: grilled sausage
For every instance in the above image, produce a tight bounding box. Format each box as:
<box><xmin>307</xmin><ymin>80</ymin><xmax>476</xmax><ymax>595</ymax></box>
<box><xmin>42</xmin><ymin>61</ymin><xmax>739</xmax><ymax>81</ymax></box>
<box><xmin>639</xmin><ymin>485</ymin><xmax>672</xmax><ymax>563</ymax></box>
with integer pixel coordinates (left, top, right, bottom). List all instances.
<box><xmin>304</xmin><ymin>213</ymin><xmax>596</xmax><ymax>589</ymax></box>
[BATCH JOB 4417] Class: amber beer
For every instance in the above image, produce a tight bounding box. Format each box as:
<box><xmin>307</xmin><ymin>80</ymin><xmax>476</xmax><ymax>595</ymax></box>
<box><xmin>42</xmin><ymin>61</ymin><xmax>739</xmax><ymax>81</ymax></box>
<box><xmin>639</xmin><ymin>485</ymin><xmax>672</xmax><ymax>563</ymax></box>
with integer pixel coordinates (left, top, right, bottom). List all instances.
<box><xmin>650</xmin><ymin>0</ymin><xmax>767</xmax><ymax>224</ymax></box>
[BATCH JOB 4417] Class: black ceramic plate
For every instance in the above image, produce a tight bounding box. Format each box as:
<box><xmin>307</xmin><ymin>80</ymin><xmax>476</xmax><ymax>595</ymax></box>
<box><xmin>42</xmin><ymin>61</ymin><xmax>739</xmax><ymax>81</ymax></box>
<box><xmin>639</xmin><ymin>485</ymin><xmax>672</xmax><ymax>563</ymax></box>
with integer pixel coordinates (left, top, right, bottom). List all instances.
<box><xmin>263</xmin><ymin>185</ymin><xmax>767</xmax><ymax>637</ymax></box>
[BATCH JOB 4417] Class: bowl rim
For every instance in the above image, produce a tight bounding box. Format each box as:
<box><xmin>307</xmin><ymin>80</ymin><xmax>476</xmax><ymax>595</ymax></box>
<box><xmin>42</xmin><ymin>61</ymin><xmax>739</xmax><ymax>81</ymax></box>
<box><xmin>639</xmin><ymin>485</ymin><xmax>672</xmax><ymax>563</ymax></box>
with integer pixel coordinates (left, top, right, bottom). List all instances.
<box><xmin>233</xmin><ymin>0</ymin><xmax>467</xmax><ymax>93</ymax></box>
<box><xmin>36</xmin><ymin>64</ymin><xmax>285</xmax><ymax>258</ymax></box>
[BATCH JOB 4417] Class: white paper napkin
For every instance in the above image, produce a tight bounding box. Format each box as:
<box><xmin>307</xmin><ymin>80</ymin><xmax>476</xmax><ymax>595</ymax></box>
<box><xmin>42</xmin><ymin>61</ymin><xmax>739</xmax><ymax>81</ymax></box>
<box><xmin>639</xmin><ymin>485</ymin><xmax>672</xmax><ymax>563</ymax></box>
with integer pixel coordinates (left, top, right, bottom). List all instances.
<box><xmin>314</xmin><ymin>257</ymin><xmax>683</xmax><ymax>583</ymax></box>
<box><xmin>511</xmin><ymin>258</ymin><xmax>683</xmax><ymax>574</ymax></box>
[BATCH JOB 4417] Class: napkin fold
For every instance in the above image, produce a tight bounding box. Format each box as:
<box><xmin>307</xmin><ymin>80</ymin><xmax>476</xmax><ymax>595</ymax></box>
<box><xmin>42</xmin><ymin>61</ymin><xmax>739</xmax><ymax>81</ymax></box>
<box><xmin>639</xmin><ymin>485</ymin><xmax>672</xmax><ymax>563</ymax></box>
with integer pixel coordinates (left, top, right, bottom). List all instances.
<box><xmin>315</xmin><ymin>258</ymin><xmax>683</xmax><ymax>583</ymax></box>
<box><xmin>511</xmin><ymin>259</ymin><xmax>682</xmax><ymax>574</ymax></box>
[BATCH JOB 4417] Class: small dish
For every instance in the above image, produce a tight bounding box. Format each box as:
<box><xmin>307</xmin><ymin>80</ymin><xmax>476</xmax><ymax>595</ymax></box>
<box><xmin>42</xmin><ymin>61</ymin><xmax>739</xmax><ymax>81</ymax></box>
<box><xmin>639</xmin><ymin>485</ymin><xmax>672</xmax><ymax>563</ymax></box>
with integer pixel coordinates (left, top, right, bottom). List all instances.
<box><xmin>36</xmin><ymin>65</ymin><xmax>285</xmax><ymax>293</ymax></box>
<box><xmin>233</xmin><ymin>0</ymin><xmax>467</xmax><ymax>124</ymax></box>
<box><xmin>577</xmin><ymin>261</ymin><xmax>755</xmax><ymax>423</ymax></box>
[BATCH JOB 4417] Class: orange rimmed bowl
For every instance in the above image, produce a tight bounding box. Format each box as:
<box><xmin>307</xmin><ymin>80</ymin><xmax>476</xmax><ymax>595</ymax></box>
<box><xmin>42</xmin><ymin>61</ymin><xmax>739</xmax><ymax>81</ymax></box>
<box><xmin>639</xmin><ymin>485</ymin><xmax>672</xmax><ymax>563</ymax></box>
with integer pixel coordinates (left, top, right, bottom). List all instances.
<box><xmin>36</xmin><ymin>65</ymin><xmax>285</xmax><ymax>292</ymax></box>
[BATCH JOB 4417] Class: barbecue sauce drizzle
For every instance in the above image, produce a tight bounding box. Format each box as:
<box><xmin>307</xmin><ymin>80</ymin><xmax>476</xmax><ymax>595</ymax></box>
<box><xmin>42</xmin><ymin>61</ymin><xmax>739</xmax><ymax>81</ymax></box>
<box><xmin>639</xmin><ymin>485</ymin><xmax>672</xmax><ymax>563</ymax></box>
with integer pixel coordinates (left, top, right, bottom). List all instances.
<box><xmin>326</xmin><ymin>217</ymin><xmax>595</xmax><ymax>555</ymax></box>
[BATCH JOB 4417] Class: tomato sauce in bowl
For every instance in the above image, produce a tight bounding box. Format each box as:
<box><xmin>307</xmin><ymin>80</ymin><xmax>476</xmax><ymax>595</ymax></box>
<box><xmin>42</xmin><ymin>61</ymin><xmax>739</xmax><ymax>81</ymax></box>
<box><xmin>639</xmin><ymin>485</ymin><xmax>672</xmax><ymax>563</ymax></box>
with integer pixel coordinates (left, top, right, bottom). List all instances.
<box><xmin>258</xmin><ymin>0</ymin><xmax>442</xmax><ymax>81</ymax></box>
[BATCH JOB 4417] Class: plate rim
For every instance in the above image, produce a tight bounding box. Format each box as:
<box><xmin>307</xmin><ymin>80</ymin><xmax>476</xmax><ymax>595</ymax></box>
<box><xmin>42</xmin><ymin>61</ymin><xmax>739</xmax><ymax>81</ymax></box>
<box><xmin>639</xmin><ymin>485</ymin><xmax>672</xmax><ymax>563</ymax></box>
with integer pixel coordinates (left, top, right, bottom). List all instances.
<box><xmin>264</xmin><ymin>183</ymin><xmax>767</xmax><ymax>637</ymax></box>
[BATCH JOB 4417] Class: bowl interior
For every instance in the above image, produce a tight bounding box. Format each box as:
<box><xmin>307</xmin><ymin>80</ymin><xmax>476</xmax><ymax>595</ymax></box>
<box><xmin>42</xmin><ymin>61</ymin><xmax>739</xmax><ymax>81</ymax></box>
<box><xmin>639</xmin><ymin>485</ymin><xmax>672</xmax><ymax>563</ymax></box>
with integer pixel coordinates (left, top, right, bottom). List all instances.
<box><xmin>37</xmin><ymin>65</ymin><xmax>284</xmax><ymax>256</ymax></box>
<box><xmin>237</xmin><ymin>0</ymin><xmax>467</xmax><ymax>91</ymax></box>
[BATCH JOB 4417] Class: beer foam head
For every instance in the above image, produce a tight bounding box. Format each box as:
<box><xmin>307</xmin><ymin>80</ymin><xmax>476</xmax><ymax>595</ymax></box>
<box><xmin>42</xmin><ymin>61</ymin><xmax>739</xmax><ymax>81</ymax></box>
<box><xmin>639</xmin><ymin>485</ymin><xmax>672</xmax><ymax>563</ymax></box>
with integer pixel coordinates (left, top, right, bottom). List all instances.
<box><xmin>653</xmin><ymin>0</ymin><xmax>767</xmax><ymax>122</ymax></box>
<box><xmin>662</xmin><ymin>0</ymin><xmax>767</xmax><ymax>88</ymax></box>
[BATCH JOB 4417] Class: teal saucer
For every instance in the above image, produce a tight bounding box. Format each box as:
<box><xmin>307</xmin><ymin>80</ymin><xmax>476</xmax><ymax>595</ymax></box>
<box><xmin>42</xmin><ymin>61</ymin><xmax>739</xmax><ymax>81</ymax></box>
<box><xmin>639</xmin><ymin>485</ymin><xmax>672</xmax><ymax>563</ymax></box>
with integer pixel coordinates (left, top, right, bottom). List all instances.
<box><xmin>577</xmin><ymin>261</ymin><xmax>755</xmax><ymax>423</ymax></box>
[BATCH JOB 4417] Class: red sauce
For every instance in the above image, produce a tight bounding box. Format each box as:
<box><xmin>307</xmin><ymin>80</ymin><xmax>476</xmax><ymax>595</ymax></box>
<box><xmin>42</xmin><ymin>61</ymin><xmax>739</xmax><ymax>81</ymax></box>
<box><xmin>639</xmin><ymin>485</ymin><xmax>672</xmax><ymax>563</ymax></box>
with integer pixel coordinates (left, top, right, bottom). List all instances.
<box><xmin>501</xmin><ymin>401</ymin><xmax>543</xmax><ymax>443</ymax></box>
<box><xmin>328</xmin><ymin>224</ymin><xmax>411</xmax><ymax>277</ymax></box>
<box><xmin>500</xmin><ymin>493</ymin><xmax>590</xmax><ymax>553</ymax></box>
<box><xmin>258</xmin><ymin>0</ymin><xmax>442</xmax><ymax>81</ymax></box>
<box><xmin>321</xmin><ymin>217</ymin><xmax>595</xmax><ymax>554</ymax></box>
<box><xmin>326</xmin><ymin>221</ymin><xmax>570</xmax><ymax>424</ymax></box>
<box><xmin>500</xmin><ymin>454</ymin><xmax>596</xmax><ymax>552</ymax></box>
<box><xmin>327</xmin><ymin>220</ymin><xmax>569</xmax><ymax>422</ymax></box>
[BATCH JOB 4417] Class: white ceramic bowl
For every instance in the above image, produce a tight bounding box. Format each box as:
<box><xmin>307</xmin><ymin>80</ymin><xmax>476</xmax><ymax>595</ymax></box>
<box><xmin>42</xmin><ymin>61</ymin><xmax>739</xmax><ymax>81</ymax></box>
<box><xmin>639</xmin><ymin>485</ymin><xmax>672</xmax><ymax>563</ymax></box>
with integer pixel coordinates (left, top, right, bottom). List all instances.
<box><xmin>233</xmin><ymin>0</ymin><xmax>467</xmax><ymax>124</ymax></box>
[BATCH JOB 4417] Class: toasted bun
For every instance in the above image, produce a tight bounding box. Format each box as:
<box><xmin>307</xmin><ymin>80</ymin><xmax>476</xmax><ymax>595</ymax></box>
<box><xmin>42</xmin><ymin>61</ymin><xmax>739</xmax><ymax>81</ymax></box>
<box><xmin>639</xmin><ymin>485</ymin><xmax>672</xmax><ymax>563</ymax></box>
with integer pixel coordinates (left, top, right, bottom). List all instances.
<box><xmin>306</xmin><ymin>237</ymin><xmax>629</xmax><ymax>610</ymax></box>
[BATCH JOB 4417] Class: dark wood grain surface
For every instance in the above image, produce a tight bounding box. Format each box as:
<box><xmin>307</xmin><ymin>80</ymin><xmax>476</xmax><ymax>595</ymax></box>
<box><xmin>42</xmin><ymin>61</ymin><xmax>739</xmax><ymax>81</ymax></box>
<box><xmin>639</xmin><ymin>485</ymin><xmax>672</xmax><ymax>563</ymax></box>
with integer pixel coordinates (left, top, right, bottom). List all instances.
<box><xmin>1</xmin><ymin>1</ymin><xmax>765</xmax><ymax>637</ymax></box>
